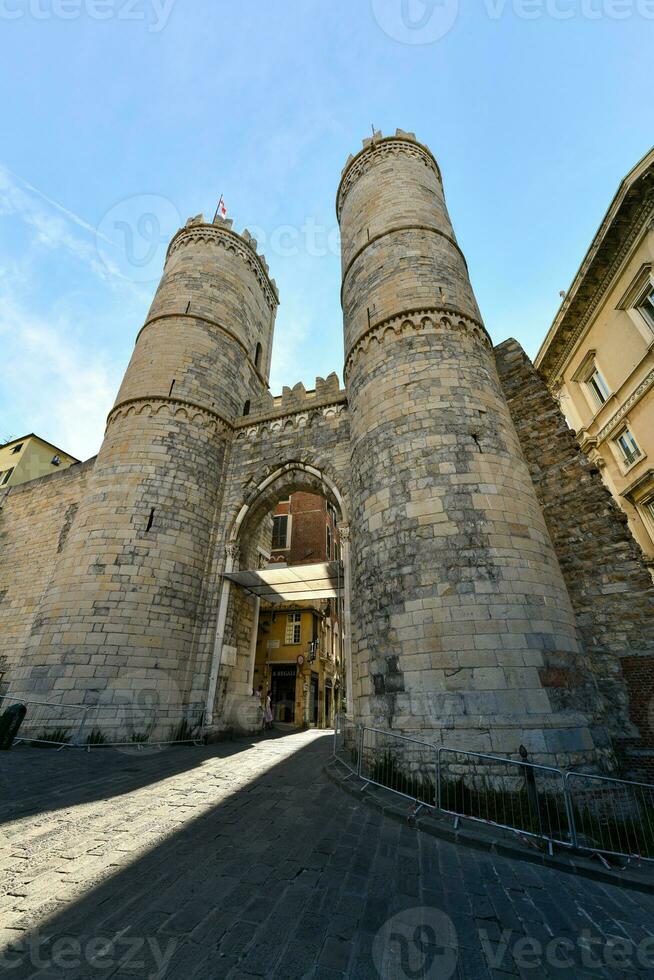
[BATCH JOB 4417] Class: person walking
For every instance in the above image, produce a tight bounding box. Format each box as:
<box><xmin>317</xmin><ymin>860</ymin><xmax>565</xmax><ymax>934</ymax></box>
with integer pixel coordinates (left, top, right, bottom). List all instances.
<box><xmin>255</xmin><ymin>684</ymin><xmax>265</xmax><ymax>731</ymax></box>
<box><xmin>264</xmin><ymin>690</ymin><xmax>273</xmax><ymax>731</ymax></box>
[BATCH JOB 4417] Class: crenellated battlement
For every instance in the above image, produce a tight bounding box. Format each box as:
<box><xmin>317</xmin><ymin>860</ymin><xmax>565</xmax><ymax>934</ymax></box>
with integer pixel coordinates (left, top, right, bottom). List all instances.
<box><xmin>8</xmin><ymin>127</ymin><xmax>638</xmax><ymax>772</ymax></box>
<box><xmin>167</xmin><ymin>214</ymin><xmax>279</xmax><ymax>306</ymax></box>
<box><xmin>235</xmin><ymin>372</ymin><xmax>346</xmax><ymax>429</ymax></box>
<box><xmin>337</xmin><ymin>129</ymin><xmax>442</xmax><ymax>219</ymax></box>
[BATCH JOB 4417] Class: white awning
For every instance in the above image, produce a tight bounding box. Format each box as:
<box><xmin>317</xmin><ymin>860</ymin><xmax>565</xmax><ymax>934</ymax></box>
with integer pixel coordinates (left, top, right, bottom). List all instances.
<box><xmin>224</xmin><ymin>561</ymin><xmax>343</xmax><ymax>604</ymax></box>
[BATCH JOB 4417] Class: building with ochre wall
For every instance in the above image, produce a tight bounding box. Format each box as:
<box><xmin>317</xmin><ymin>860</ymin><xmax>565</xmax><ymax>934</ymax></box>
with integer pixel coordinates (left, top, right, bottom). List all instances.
<box><xmin>1</xmin><ymin>131</ymin><xmax>654</xmax><ymax>776</ymax></box>
<box><xmin>254</xmin><ymin>605</ymin><xmax>339</xmax><ymax>729</ymax></box>
<box><xmin>253</xmin><ymin>491</ymin><xmax>342</xmax><ymax>729</ymax></box>
<box><xmin>536</xmin><ymin>147</ymin><xmax>654</xmax><ymax>580</ymax></box>
<box><xmin>0</xmin><ymin>434</ymin><xmax>79</xmax><ymax>489</ymax></box>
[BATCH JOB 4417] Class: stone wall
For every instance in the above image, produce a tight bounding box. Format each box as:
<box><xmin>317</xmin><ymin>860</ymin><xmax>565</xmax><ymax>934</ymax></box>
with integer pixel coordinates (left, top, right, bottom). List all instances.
<box><xmin>189</xmin><ymin>390</ymin><xmax>352</xmax><ymax>727</ymax></box>
<box><xmin>3</xmin><ymin>133</ymin><xmax>654</xmax><ymax>771</ymax></box>
<box><xmin>0</xmin><ymin>460</ymin><xmax>94</xmax><ymax>694</ymax></box>
<box><xmin>10</xmin><ymin>217</ymin><xmax>279</xmax><ymax>720</ymax></box>
<box><xmin>338</xmin><ymin>132</ymin><xmax>606</xmax><ymax>767</ymax></box>
<box><xmin>495</xmin><ymin>338</ymin><xmax>654</xmax><ymax>776</ymax></box>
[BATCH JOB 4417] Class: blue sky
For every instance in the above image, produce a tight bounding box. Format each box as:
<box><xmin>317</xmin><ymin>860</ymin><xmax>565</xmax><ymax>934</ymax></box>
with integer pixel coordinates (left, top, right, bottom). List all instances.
<box><xmin>0</xmin><ymin>0</ymin><xmax>652</xmax><ymax>459</ymax></box>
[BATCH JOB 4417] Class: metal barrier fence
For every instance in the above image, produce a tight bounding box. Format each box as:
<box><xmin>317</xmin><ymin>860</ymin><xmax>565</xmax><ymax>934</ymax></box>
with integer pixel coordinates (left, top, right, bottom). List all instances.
<box><xmin>360</xmin><ymin>727</ymin><xmax>437</xmax><ymax>806</ymax></box>
<box><xmin>77</xmin><ymin>701</ymin><xmax>205</xmax><ymax>747</ymax></box>
<box><xmin>438</xmin><ymin>747</ymin><xmax>572</xmax><ymax>849</ymax></box>
<box><xmin>333</xmin><ymin>712</ymin><xmax>360</xmax><ymax>775</ymax></box>
<box><xmin>0</xmin><ymin>694</ymin><xmax>205</xmax><ymax>749</ymax></box>
<box><xmin>331</xmin><ymin>714</ymin><xmax>654</xmax><ymax>863</ymax></box>
<box><xmin>0</xmin><ymin>696</ymin><xmax>87</xmax><ymax>747</ymax></box>
<box><xmin>565</xmin><ymin>771</ymin><xmax>654</xmax><ymax>862</ymax></box>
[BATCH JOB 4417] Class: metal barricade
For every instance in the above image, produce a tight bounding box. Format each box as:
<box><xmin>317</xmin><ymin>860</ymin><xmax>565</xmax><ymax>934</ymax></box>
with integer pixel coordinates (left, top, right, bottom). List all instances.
<box><xmin>333</xmin><ymin>713</ymin><xmax>360</xmax><ymax>775</ymax></box>
<box><xmin>0</xmin><ymin>694</ymin><xmax>88</xmax><ymax>747</ymax></box>
<box><xmin>438</xmin><ymin>747</ymin><xmax>572</xmax><ymax>847</ymax></box>
<box><xmin>0</xmin><ymin>694</ymin><xmax>204</xmax><ymax>749</ymax></box>
<box><xmin>565</xmin><ymin>771</ymin><xmax>654</xmax><ymax>862</ymax></box>
<box><xmin>77</xmin><ymin>700</ymin><xmax>205</xmax><ymax>748</ymax></box>
<box><xmin>360</xmin><ymin>727</ymin><xmax>437</xmax><ymax>806</ymax></box>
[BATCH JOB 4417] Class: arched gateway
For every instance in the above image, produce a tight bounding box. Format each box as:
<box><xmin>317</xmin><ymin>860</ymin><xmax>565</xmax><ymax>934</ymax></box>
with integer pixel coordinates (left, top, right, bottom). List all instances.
<box><xmin>3</xmin><ymin>130</ymin><xmax>654</xmax><ymax>771</ymax></box>
<box><xmin>203</xmin><ymin>459</ymin><xmax>352</xmax><ymax>734</ymax></box>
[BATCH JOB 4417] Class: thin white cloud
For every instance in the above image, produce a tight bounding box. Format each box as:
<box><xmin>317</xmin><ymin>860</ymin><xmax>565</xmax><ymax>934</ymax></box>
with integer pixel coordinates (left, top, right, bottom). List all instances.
<box><xmin>0</xmin><ymin>167</ymin><xmax>155</xmax><ymax>457</ymax></box>
<box><xmin>0</xmin><ymin>166</ymin><xmax>113</xmax><ymax>243</ymax></box>
<box><xmin>0</xmin><ymin>165</ymin><xmax>151</xmax><ymax>295</ymax></box>
<box><xmin>0</xmin><ymin>287</ymin><xmax>120</xmax><ymax>460</ymax></box>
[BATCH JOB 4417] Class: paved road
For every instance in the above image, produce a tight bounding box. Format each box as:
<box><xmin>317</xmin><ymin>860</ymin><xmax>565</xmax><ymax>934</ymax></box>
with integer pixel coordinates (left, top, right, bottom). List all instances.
<box><xmin>1</xmin><ymin>730</ymin><xmax>654</xmax><ymax>979</ymax></box>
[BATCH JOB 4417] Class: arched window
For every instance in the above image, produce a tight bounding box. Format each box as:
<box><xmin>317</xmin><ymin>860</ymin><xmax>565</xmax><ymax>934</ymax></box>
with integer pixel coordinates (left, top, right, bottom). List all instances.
<box><xmin>254</xmin><ymin>342</ymin><xmax>262</xmax><ymax>370</ymax></box>
<box><xmin>243</xmin><ymin>400</ymin><xmax>251</xmax><ymax>417</ymax></box>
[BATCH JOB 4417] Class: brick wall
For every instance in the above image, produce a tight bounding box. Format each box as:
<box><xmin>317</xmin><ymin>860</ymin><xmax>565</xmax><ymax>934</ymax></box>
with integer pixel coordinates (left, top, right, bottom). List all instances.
<box><xmin>270</xmin><ymin>491</ymin><xmax>339</xmax><ymax>565</ymax></box>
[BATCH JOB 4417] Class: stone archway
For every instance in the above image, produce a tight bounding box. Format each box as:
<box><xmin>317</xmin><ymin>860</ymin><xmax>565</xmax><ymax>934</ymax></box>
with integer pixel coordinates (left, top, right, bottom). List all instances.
<box><xmin>204</xmin><ymin>461</ymin><xmax>353</xmax><ymax>733</ymax></box>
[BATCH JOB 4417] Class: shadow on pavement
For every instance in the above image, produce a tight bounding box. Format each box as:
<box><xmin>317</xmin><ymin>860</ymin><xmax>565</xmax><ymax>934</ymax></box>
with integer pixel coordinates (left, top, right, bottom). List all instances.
<box><xmin>0</xmin><ymin>729</ymin><xmax>300</xmax><ymax>827</ymax></box>
<box><xmin>1</xmin><ymin>730</ymin><xmax>394</xmax><ymax>979</ymax></box>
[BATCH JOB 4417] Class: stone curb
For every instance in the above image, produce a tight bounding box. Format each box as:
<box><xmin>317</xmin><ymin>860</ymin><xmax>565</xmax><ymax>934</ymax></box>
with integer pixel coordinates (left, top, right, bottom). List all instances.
<box><xmin>324</xmin><ymin>758</ymin><xmax>654</xmax><ymax>896</ymax></box>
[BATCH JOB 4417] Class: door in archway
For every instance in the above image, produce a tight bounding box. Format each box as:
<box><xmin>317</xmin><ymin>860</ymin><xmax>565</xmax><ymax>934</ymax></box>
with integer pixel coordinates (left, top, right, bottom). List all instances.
<box><xmin>310</xmin><ymin>672</ymin><xmax>319</xmax><ymax>726</ymax></box>
<box><xmin>270</xmin><ymin>665</ymin><xmax>297</xmax><ymax>723</ymax></box>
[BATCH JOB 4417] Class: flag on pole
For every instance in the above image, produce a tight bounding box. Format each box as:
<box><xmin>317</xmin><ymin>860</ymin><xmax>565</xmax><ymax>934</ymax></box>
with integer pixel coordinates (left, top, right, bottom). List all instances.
<box><xmin>214</xmin><ymin>195</ymin><xmax>228</xmax><ymax>222</ymax></box>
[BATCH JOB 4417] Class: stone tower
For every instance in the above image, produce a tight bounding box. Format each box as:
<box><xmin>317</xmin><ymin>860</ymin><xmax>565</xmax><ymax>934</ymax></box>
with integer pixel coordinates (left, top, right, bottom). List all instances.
<box><xmin>15</xmin><ymin>217</ymin><xmax>278</xmax><ymax>716</ymax></box>
<box><xmin>339</xmin><ymin>131</ymin><xmax>607</xmax><ymax>763</ymax></box>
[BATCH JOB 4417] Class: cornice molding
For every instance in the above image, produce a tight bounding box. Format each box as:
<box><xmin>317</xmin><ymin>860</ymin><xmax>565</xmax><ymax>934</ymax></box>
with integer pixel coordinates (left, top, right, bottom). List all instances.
<box><xmin>106</xmin><ymin>395</ymin><xmax>232</xmax><ymax>435</ymax></box>
<box><xmin>539</xmin><ymin>183</ymin><xmax>654</xmax><ymax>381</ymax></box>
<box><xmin>135</xmin><ymin>312</ymin><xmax>268</xmax><ymax>386</ymax></box>
<box><xmin>340</xmin><ymin>223</ymin><xmax>468</xmax><ymax>304</ymax></box>
<box><xmin>344</xmin><ymin>306</ymin><xmax>491</xmax><ymax>380</ymax></box>
<box><xmin>595</xmin><ymin>367</ymin><xmax>654</xmax><ymax>444</ymax></box>
<box><xmin>166</xmin><ymin>223</ymin><xmax>279</xmax><ymax>310</ymax></box>
<box><xmin>234</xmin><ymin>399</ymin><xmax>348</xmax><ymax>442</ymax></box>
<box><xmin>337</xmin><ymin>138</ymin><xmax>441</xmax><ymax>221</ymax></box>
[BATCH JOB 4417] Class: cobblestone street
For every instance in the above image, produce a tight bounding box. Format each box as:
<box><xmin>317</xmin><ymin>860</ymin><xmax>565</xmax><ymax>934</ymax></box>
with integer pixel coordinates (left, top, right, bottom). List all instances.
<box><xmin>1</xmin><ymin>730</ymin><xmax>654</xmax><ymax>979</ymax></box>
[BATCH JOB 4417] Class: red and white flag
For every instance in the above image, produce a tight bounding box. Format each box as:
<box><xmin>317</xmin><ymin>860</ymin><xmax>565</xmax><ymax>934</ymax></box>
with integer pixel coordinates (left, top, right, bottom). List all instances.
<box><xmin>216</xmin><ymin>196</ymin><xmax>227</xmax><ymax>219</ymax></box>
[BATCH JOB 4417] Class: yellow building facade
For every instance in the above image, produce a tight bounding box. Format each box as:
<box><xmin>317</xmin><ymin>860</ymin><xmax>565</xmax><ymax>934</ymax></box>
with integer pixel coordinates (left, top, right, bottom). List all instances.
<box><xmin>0</xmin><ymin>434</ymin><xmax>79</xmax><ymax>489</ymax></box>
<box><xmin>536</xmin><ymin>148</ymin><xmax>654</xmax><ymax>578</ymax></box>
<box><xmin>253</xmin><ymin>602</ymin><xmax>341</xmax><ymax>729</ymax></box>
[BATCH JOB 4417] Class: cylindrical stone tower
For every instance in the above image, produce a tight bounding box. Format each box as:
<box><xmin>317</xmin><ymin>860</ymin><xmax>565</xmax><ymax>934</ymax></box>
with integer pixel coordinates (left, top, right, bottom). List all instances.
<box><xmin>16</xmin><ymin>216</ymin><xmax>278</xmax><ymax>726</ymax></box>
<box><xmin>339</xmin><ymin>130</ymin><xmax>607</xmax><ymax>765</ymax></box>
